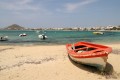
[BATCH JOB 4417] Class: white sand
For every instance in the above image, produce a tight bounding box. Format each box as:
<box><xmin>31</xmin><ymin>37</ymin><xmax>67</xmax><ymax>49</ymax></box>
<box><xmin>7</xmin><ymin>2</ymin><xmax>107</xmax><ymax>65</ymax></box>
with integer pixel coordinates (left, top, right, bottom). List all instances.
<box><xmin>0</xmin><ymin>44</ymin><xmax>120</xmax><ymax>80</ymax></box>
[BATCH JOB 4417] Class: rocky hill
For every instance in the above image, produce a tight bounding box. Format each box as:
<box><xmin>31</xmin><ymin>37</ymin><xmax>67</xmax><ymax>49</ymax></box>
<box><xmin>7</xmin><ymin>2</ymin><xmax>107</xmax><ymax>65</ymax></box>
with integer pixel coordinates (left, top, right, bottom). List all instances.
<box><xmin>4</xmin><ymin>24</ymin><xmax>25</xmax><ymax>30</ymax></box>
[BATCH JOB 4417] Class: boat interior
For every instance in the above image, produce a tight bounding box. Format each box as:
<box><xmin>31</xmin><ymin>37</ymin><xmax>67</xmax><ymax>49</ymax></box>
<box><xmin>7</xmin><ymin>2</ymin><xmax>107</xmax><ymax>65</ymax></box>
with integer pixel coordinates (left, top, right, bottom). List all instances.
<box><xmin>72</xmin><ymin>45</ymin><xmax>97</xmax><ymax>52</ymax></box>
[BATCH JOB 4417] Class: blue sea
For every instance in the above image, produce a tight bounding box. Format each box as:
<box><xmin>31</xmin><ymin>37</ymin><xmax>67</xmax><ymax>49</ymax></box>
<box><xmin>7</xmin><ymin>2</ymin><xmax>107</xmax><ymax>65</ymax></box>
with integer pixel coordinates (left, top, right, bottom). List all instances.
<box><xmin>0</xmin><ymin>30</ymin><xmax>120</xmax><ymax>45</ymax></box>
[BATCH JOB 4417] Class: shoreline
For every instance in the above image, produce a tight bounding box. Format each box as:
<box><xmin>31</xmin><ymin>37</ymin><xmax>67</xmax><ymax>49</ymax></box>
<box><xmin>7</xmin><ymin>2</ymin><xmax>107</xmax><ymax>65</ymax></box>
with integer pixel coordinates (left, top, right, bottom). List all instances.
<box><xmin>0</xmin><ymin>43</ymin><xmax>120</xmax><ymax>80</ymax></box>
<box><xmin>0</xmin><ymin>41</ymin><xmax>120</xmax><ymax>46</ymax></box>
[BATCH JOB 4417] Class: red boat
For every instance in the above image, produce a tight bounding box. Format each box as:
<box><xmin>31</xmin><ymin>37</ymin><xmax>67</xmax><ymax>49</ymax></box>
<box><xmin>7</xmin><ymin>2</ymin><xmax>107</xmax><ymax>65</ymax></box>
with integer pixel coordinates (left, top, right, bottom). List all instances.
<box><xmin>66</xmin><ymin>42</ymin><xmax>112</xmax><ymax>71</ymax></box>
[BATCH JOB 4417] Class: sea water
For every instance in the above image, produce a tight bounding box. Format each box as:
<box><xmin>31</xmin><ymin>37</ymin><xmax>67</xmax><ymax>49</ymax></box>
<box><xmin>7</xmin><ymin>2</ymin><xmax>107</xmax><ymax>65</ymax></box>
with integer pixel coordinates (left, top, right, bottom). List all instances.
<box><xmin>0</xmin><ymin>30</ymin><xmax>120</xmax><ymax>45</ymax></box>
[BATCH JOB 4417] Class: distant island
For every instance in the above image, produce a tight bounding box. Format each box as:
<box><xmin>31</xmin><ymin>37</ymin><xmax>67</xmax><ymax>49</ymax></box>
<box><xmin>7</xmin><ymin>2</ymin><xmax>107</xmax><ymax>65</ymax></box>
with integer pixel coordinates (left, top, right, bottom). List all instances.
<box><xmin>0</xmin><ymin>24</ymin><xmax>120</xmax><ymax>31</ymax></box>
<box><xmin>2</xmin><ymin>24</ymin><xmax>25</xmax><ymax>30</ymax></box>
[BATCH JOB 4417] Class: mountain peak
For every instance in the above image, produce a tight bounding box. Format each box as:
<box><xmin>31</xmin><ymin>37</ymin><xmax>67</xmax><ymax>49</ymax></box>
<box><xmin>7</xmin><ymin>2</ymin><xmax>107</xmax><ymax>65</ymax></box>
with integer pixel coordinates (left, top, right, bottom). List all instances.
<box><xmin>4</xmin><ymin>24</ymin><xmax>25</xmax><ymax>30</ymax></box>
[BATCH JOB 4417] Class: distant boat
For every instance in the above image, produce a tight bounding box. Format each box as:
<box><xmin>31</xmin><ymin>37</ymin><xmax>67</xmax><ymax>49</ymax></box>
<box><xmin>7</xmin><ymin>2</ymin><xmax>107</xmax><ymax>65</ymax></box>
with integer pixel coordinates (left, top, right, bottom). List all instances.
<box><xmin>19</xmin><ymin>33</ymin><xmax>27</xmax><ymax>37</ymax></box>
<box><xmin>0</xmin><ymin>36</ymin><xmax>8</xmax><ymax>41</ymax></box>
<box><xmin>38</xmin><ymin>34</ymin><xmax>48</xmax><ymax>40</ymax></box>
<box><xmin>66</xmin><ymin>41</ymin><xmax>112</xmax><ymax>71</ymax></box>
<box><xmin>36</xmin><ymin>30</ymin><xmax>46</xmax><ymax>34</ymax></box>
<box><xmin>93</xmin><ymin>32</ymin><xmax>104</xmax><ymax>35</ymax></box>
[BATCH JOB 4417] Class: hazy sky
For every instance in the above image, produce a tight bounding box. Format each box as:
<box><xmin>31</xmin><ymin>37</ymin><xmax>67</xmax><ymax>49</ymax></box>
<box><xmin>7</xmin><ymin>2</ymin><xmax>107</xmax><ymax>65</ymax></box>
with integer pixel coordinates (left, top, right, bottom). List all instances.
<box><xmin>0</xmin><ymin>0</ymin><xmax>120</xmax><ymax>28</ymax></box>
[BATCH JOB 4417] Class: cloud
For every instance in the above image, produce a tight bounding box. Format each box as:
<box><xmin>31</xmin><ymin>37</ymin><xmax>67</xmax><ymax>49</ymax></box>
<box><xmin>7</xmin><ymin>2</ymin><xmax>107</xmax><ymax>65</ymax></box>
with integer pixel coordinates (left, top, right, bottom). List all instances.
<box><xmin>0</xmin><ymin>0</ymin><xmax>98</xmax><ymax>18</ymax></box>
<box><xmin>17</xmin><ymin>0</ymin><xmax>32</xmax><ymax>5</ymax></box>
<box><xmin>0</xmin><ymin>0</ymin><xmax>54</xmax><ymax>18</ymax></box>
<box><xmin>63</xmin><ymin>0</ymin><xmax>98</xmax><ymax>13</ymax></box>
<box><xmin>0</xmin><ymin>0</ymin><xmax>39</xmax><ymax>11</ymax></box>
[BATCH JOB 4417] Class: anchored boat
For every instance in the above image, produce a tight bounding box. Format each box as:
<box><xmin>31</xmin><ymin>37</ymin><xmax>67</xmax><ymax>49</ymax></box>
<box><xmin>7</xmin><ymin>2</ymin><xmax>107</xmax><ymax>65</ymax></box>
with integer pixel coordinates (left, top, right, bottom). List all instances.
<box><xmin>38</xmin><ymin>34</ymin><xmax>48</xmax><ymax>40</ymax></box>
<box><xmin>93</xmin><ymin>31</ymin><xmax>104</xmax><ymax>35</ymax></box>
<box><xmin>0</xmin><ymin>36</ymin><xmax>8</xmax><ymax>41</ymax></box>
<box><xmin>19</xmin><ymin>33</ymin><xmax>27</xmax><ymax>37</ymax></box>
<box><xmin>66</xmin><ymin>41</ymin><xmax>112</xmax><ymax>71</ymax></box>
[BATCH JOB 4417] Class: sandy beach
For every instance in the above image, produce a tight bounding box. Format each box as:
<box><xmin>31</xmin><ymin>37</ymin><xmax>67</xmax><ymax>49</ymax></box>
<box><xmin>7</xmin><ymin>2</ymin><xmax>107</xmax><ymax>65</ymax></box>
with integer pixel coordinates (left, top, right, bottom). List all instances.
<box><xmin>0</xmin><ymin>43</ymin><xmax>120</xmax><ymax>80</ymax></box>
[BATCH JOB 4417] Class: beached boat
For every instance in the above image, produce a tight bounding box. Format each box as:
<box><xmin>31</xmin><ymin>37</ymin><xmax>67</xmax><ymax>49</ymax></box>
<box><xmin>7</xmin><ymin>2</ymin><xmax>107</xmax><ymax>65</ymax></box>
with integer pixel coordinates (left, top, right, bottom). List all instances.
<box><xmin>38</xmin><ymin>34</ymin><xmax>48</xmax><ymax>40</ymax></box>
<box><xmin>93</xmin><ymin>31</ymin><xmax>104</xmax><ymax>35</ymax></box>
<box><xmin>66</xmin><ymin>41</ymin><xmax>112</xmax><ymax>71</ymax></box>
<box><xmin>0</xmin><ymin>36</ymin><xmax>8</xmax><ymax>41</ymax></box>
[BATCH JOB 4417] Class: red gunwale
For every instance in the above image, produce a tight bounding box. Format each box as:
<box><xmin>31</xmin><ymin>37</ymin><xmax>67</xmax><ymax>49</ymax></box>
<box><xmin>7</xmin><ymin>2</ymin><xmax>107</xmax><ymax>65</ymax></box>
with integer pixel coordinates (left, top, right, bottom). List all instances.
<box><xmin>66</xmin><ymin>42</ymin><xmax>112</xmax><ymax>58</ymax></box>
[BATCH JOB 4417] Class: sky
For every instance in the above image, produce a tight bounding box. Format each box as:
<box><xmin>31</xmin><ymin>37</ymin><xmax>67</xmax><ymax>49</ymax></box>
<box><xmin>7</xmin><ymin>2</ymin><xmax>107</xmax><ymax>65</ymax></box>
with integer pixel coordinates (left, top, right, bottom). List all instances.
<box><xmin>0</xmin><ymin>0</ymin><xmax>120</xmax><ymax>28</ymax></box>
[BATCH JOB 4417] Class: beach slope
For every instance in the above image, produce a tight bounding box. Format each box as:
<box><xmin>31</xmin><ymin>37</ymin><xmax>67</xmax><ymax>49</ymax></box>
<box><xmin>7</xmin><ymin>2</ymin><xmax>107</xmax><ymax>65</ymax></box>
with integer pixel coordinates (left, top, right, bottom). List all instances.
<box><xmin>0</xmin><ymin>44</ymin><xmax>120</xmax><ymax>80</ymax></box>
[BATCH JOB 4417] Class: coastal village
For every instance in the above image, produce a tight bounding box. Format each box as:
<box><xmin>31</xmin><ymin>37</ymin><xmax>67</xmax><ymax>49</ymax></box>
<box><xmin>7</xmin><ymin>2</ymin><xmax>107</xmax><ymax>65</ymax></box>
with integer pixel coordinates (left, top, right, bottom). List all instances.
<box><xmin>0</xmin><ymin>24</ymin><xmax>120</xmax><ymax>31</ymax></box>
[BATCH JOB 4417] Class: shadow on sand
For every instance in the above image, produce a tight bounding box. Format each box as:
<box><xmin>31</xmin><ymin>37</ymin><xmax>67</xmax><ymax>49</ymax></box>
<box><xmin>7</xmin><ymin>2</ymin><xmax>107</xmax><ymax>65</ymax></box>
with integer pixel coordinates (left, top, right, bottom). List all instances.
<box><xmin>68</xmin><ymin>55</ymin><xmax>120</xmax><ymax>79</ymax></box>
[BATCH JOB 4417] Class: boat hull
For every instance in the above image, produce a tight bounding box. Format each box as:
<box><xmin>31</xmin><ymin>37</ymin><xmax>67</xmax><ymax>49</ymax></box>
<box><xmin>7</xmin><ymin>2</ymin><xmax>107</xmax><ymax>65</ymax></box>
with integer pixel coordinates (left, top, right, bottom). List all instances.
<box><xmin>93</xmin><ymin>32</ymin><xmax>104</xmax><ymax>35</ymax></box>
<box><xmin>69</xmin><ymin>54</ymin><xmax>107</xmax><ymax>71</ymax></box>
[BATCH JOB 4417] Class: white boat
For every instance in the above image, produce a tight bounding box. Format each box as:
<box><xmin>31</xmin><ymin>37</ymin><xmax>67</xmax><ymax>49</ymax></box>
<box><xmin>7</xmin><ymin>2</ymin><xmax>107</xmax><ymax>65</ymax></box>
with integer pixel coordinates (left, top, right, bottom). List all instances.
<box><xmin>0</xmin><ymin>36</ymin><xmax>8</xmax><ymax>41</ymax></box>
<box><xmin>19</xmin><ymin>33</ymin><xmax>27</xmax><ymax>37</ymax></box>
<box><xmin>38</xmin><ymin>34</ymin><xmax>48</xmax><ymax>40</ymax></box>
